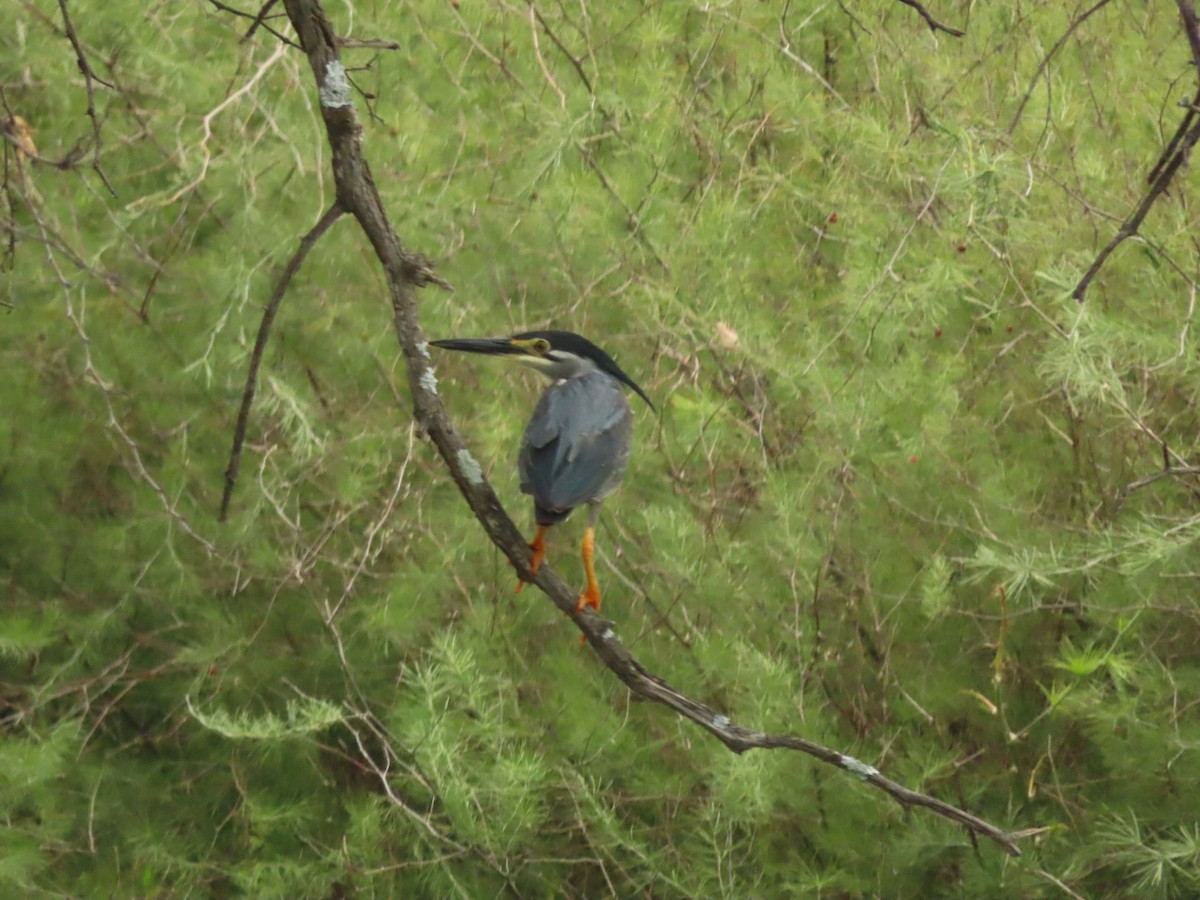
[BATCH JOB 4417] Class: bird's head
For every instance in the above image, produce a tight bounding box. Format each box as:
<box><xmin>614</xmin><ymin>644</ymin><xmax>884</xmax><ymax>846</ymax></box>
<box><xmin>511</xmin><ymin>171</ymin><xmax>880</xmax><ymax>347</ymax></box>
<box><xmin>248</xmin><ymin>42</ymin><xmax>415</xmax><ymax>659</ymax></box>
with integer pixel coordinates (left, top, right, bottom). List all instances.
<box><xmin>429</xmin><ymin>329</ymin><xmax>654</xmax><ymax>409</ymax></box>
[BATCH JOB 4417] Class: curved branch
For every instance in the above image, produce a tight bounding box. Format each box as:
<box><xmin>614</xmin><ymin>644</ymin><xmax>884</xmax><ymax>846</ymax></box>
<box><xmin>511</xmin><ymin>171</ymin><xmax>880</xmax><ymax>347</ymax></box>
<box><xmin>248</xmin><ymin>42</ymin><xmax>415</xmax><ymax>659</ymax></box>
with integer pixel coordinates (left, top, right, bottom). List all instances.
<box><xmin>220</xmin><ymin>203</ymin><xmax>343</xmax><ymax>521</ymax></box>
<box><xmin>896</xmin><ymin>0</ymin><xmax>965</xmax><ymax>38</ymax></box>
<box><xmin>273</xmin><ymin>0</ymin><xmax>1026</xmax><ymax>857</ymax></box>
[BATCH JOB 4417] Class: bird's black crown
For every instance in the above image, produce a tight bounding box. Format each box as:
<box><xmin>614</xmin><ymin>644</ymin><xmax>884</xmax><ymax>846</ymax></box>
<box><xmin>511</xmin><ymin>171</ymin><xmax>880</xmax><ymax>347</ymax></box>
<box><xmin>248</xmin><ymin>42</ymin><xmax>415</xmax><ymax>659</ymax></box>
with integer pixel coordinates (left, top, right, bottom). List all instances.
<box><xmin>512</xmin><ymin>330</ymin><xmax>654</xmax><ymax>409</ymax></box>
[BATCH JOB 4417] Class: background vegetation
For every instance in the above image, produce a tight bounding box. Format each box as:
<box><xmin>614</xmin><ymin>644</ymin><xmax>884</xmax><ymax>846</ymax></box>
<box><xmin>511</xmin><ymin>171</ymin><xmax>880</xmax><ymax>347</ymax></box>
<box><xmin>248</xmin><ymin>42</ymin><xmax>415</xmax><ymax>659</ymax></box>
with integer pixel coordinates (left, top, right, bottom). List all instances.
<box><xmin>4</xmin><ymin>0</ymin><xmax>1200</xmax><ymax>896</ymax></box>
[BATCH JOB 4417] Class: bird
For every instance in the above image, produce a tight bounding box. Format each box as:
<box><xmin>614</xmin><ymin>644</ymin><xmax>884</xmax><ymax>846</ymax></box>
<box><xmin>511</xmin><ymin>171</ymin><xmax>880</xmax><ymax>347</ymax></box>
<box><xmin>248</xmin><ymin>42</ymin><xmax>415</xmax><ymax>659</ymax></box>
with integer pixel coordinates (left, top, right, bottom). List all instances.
<box><xmin>429</xmin><ymin>329</ymin><xmax>653</xmax><ymax>614</ymax></box>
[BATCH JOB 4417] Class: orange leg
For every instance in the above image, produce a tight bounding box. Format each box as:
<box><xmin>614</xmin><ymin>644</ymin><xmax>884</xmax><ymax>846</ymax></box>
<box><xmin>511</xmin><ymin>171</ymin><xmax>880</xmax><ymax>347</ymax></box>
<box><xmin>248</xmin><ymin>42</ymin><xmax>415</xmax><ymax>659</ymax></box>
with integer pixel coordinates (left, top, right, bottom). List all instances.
<box><xmin>575</xmin><ymin>525</ymin><xmax>601</xmax><ymax>613</ymax></box>
<box><xmin>514</xmin><ymin>525</ymin><xmax>547</xmax><ymax>593</ymax></box>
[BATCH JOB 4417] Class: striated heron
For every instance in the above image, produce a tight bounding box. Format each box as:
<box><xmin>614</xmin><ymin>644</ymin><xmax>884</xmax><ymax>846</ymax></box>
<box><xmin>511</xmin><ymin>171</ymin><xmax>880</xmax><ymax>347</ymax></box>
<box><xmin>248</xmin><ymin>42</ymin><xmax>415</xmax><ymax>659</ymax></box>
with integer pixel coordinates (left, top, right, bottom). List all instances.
<box><xmin>430</xmin><ymin>329</ymin><xmax>653</xmax><ymax>613</ymax></box>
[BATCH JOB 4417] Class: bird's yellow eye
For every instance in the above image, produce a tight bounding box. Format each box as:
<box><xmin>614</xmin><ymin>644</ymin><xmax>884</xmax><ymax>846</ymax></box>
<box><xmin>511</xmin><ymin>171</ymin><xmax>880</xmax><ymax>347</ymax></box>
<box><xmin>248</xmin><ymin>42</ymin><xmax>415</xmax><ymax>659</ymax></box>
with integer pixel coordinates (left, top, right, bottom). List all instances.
<box><xmin>532</xmin><ymin>338</ymin><xmax>551</xmax><ymax>354</ymax></box>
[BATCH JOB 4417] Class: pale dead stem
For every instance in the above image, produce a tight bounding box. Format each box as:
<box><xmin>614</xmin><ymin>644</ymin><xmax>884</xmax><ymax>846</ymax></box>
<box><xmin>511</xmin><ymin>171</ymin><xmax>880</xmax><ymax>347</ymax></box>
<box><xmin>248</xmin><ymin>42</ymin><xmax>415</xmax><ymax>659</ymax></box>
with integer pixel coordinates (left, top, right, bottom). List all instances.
<box><xmin>326</xmin><ymin>421</ymin><xmax>418</xmax><ymax>622</ymax></box>
<box><xmin>527</xmin><ymin>5</ymin><xmax>566</xmax><ymax>108</ymax></box>
<box><xmin>127</xmin><ymin>41</ymin><xmax>289</xmax><ymax>211</ymax></box>
<box><xmin>1035</xmin><ymin>866</ymin><xmax>1089</xmax><ymax>900</ymax></box>
<box><xmin>447</xmin><ymin>2</ymin><xmax>670</xmax><ymax>270</ymax></box>
<box><xmin>57</xmin><ymin>252</ymin><xmax>219</xmax><ymax>554</ymax></box>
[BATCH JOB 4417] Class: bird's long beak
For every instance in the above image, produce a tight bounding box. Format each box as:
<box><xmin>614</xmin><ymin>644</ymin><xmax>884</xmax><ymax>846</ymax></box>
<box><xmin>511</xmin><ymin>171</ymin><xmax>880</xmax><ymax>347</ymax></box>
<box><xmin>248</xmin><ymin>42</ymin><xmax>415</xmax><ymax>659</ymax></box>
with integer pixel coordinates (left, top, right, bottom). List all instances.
<box><xmin>428</xmin><ymin>337</ymin><xmax>526</xmax><ymax>357</ymax></box>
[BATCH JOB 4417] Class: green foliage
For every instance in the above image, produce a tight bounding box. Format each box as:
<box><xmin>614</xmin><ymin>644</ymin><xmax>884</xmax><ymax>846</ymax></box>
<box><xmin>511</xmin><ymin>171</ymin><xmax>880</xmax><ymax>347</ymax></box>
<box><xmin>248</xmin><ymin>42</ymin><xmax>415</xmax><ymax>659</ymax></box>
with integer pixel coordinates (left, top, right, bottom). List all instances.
<box><xmin>1094</xmin><ymin>814</ymin><xmax>1200</xmax><ymax>898</ymax></box>
<box><xmin>188</xmin><ymin>696</ymin><xmax>345</xmax><ymax>740</ymax></box>
<box><xmin>4</xmin><ymin>0</ymin><xmax>1200</xmax><ymax>896</ymax></box>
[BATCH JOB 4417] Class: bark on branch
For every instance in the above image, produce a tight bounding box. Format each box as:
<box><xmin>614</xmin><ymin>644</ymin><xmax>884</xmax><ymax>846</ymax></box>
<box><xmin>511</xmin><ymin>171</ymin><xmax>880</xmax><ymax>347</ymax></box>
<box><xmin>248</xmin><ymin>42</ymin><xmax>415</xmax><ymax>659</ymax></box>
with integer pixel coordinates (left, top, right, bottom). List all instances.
<box><xmin>259</xmin><ymin>0</ymin><xmax>1027</xmax><ymax>857</ymax></box>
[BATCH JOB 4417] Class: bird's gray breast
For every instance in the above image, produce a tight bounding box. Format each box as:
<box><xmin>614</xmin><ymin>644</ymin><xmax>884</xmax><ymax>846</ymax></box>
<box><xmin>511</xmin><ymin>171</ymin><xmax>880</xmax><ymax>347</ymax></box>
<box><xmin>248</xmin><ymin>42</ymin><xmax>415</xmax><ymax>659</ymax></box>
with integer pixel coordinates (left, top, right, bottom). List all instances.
<box><xmin>518</xmin><ymin>370</ymin><xmax>634</xmax><ymax>525</ymax></box>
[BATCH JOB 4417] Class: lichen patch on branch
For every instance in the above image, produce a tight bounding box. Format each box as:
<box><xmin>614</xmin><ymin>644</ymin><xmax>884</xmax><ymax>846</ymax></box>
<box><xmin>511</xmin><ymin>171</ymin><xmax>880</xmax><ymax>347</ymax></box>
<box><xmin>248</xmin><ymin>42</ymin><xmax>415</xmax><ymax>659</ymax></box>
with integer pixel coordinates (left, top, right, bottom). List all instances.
<box><xmin>319</xmin><ymin>60</ymin><xmax>351</xmax><ymax>108</ymax></box>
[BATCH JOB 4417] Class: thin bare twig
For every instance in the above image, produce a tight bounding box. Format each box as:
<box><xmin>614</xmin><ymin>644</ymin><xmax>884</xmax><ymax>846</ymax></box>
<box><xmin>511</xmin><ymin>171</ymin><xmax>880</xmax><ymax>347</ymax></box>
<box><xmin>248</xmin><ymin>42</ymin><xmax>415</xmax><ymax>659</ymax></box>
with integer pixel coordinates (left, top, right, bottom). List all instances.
<box><xmin>577</xmin><ymin>143</ymin><xmax>669</xmax><ymax>273</ymax></box>
<box><xmin>268</xmin><ymin>0</ymin><xmax>1027</xmax><ymax>857</ymax></box>
<box><xmin>220</xmin><ymin>204</ymin><xmax>344</xmax><ymax>521</ymax></box>
<box><xmin>0</xmin><ymin>121</ymin><xmax>90</xmax><ymax>171</ymax></box>
<box><xmin>56</xmin><ymin>0</ymin><xmax>116</xmax><ymax>196</ymax></box>
<box><xmin>523</xmin><ymin>6</ymin><xmax>666</xmax><ymax>270</ymax></box>
<box><xmin>336</xmin><ymin>37</ymin><xmax>401</xmax><ymax>50</ymax></box>
<box><xmin>133</xmin><ymin>40</ymin><xmax>289</xmax><ymax>211</ymax></box>
<box><xmin>208</xmin><ymin>0</ymin><xmax>299</xmax><ymax>47</ymax></box>
<box><xmin>242</xmin><ymin>0</ymin><xmax>279</xmax><ymax>43</ymax></box>
<box><xmin>1008</xmin><ymin>0</ymin><xmax>1115</xmax><ymax>134</ymax></box>
<box><xmin>529</xmin><ymin>4</ymin><xmax>593</xmax><ymax>95</ymax></box>
<box><xmin>1119</xmin><ymin>463</ymin><xmax>1200</xmax><ymax>500</ymax></box>
<box><xmin>895</xmin><ymin>0</ymin><xmax>965</xmax><ymax>38</ymax></box>
<box><xmin>1148</xmin><ymin>94</ymin><xmax>1199</xmax><ymax>186</ymax></box>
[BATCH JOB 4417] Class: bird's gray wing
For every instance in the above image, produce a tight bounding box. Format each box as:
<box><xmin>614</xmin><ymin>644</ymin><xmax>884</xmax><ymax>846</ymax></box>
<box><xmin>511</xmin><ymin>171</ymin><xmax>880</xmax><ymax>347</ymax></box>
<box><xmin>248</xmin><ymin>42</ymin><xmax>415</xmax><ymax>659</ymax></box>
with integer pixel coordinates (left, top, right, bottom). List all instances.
<box><xmin>519</xmin><ymin>371</ymin><xmax>633</xmax><ymax>523</ymax></box>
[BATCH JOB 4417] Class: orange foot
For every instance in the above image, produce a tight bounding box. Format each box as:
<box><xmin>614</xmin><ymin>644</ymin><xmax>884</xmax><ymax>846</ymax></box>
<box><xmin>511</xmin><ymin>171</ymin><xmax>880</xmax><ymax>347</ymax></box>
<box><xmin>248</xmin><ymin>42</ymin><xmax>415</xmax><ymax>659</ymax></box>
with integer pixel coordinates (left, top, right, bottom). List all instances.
<box><xmin>574</xmin><ymin>585</ymin><xmax>601</xmax><ymax>614</ymax></box>
<box><xmin>514</xmin><ymin>525</ymin><xmax>547</xmax><ymax>594</ymax></box>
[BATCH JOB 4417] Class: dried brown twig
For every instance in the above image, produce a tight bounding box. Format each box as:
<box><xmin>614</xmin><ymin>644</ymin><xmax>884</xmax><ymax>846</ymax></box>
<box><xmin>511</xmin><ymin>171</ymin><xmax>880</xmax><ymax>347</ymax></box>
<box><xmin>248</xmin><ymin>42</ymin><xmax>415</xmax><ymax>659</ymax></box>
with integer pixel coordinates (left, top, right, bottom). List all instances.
<box><xmin>222</xmin><ymin>0</ymin><xmax>1031</xmax><ymax>857</ymax></box>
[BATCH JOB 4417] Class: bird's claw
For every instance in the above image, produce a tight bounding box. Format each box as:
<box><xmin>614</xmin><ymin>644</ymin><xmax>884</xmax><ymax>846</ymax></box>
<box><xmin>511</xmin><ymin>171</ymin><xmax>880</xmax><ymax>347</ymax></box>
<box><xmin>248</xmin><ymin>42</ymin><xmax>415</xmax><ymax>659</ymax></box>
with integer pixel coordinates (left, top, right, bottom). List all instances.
<box><xmin>574</xmin><ymin>586</ymin><xmax>601</xmax><ymax>614</ymax></box>
<box><xmin>514</xmin><ymin>529</ymin><xmax>547</xmax><ymax>594</ymax></box>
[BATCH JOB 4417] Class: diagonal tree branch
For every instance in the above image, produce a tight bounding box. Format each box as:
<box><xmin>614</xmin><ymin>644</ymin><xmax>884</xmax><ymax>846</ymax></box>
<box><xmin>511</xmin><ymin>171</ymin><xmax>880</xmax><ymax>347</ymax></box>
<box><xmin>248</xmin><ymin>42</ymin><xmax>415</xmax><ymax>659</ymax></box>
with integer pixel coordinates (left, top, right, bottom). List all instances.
<box><xmin>1073</xmin><ymin>0</ymin><xmax>1200</xmax><ymax>302</ymax></box>
<box><xmin>267</xmin><ymin>0</ymin><xmax>1026</xmax><ymax>857</ymax></box>
<box><xmin>1178</xmin><ymin>0</ymin><xmax>1200</xmax><ymax>70</ymax></box>
<box><xmin>895</xmin><ymin>0</ymin><xmax>965</xmax><ymax>38</ymax></box>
